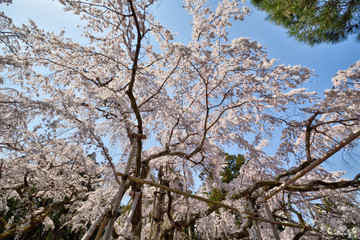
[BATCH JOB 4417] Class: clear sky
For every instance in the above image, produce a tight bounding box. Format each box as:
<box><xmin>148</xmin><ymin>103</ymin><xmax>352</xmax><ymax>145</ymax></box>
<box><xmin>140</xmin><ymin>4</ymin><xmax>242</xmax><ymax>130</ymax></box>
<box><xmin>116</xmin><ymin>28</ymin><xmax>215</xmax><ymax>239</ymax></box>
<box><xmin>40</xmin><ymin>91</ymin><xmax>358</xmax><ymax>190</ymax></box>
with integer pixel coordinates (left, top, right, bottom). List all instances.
<box><xmin>2</xmin><ymin>0</ymin><xmax>359</xmax><ymax>177</ymax></box>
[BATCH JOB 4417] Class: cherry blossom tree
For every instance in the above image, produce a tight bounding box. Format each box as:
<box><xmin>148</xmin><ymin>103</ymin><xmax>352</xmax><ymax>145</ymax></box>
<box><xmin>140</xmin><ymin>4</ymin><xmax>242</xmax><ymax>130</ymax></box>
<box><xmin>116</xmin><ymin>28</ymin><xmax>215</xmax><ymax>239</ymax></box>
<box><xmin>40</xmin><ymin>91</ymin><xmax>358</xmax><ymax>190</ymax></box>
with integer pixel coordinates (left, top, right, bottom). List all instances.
<box><xmin>0</xmin><ymin>0</ymin><xmax>359</xmax><ymax>239</ymax></box>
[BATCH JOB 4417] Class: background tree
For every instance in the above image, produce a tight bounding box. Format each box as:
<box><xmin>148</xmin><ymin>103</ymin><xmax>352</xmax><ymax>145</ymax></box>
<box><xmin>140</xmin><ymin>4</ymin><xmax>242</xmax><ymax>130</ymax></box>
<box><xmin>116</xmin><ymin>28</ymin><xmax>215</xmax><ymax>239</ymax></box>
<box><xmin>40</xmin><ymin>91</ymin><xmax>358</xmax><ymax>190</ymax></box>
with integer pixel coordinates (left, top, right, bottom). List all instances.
<box><xmin>0</xmin><ymin>0</ymin><xmax>359</xmax><ymax>239</ymax></box>
<box><xmin>251</xmin><ymin>0</ymin><xmax>360</xmax><ymax>45</ymax></box>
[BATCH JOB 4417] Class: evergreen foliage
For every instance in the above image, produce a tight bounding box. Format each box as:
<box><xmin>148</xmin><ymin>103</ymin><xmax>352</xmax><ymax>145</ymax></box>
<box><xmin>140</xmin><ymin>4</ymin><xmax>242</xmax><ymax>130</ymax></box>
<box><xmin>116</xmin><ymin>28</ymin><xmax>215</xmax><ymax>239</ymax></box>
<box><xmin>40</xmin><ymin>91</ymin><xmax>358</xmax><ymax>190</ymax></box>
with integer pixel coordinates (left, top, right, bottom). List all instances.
<box><xmin>251</xmin><ymin>0</ymin><xmax>360</xmax><ymax>45</ymax></box>
<box><xmin>221</xmin><ymin>154</ymin><xmax>245</xmax><ymax>184</ymax></box>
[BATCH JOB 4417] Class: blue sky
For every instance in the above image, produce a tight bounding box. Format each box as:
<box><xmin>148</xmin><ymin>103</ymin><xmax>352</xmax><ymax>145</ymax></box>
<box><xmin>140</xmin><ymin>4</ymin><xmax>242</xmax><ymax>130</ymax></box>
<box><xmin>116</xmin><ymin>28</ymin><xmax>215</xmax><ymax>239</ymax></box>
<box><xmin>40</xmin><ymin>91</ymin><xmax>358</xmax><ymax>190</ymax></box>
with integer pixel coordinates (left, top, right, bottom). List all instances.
<box><xmin>2</xmin><ymin>0</ymin><xmax>359</xmax><ymax>177</ymax></box>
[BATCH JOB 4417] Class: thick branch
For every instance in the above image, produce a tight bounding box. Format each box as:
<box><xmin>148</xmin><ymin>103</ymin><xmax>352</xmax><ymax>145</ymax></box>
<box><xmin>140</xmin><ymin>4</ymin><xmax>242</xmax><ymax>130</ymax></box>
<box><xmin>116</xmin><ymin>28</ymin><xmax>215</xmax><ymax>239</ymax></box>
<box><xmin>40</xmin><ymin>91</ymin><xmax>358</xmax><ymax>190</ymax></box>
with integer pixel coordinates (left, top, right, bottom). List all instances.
<box><xmin>264</xmin><ymin>127</ymin><xmax>360</xmax><ymax>201</ymax></box>
<box><xmin>116</xmin><ymin>171</ymin><xmax>239</xmax><ymax>212</ymax></box>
